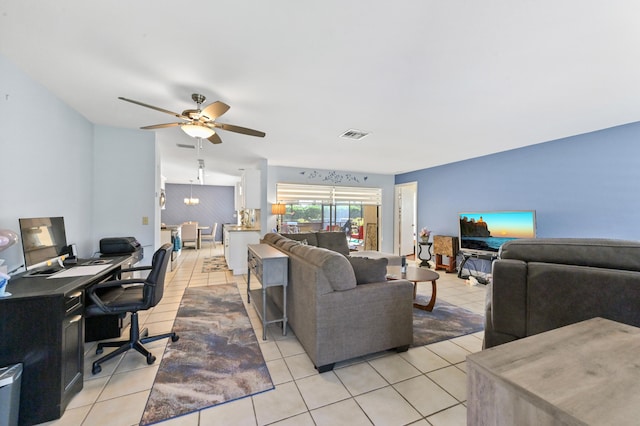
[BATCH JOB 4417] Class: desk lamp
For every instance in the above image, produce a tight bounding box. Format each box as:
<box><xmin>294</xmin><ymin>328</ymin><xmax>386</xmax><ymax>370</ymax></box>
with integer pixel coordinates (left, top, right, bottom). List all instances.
<box><xmin>0</xmin><ymin>229</ymin><xmax>18</xmax><ymax>275</ymax></box>
<box><xmin>0</xmin><ymin>229</ymin><xmax>18</xmax><ymax>253</ymax></box>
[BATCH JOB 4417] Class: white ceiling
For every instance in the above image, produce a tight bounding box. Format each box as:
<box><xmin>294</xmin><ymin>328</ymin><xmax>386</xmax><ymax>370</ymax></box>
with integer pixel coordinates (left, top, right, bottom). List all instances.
<box><xmin>2</xmin><ymin>1</ymin><xmax>640</xmax><ymax>186</ymax></box>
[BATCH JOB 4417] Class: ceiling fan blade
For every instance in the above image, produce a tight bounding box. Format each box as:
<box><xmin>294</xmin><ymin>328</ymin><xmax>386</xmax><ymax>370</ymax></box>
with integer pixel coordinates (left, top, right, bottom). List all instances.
<box><xmin>215</xmin><ymin>123</ymin><xmax>266</xmax><ymax>138</ymax></box>
<box><xmin>208</xmin><ymin>132</ymin><xmax>223</xmax><ymax>144</ymax></box>
<box><xmin>140</xmin><ymin>122</ymin><xmax>181</xmax><ymax>130</ymax></box>
<box><xmin>118</xmin><ymin>97</ymin><xmax>189</xmax><ymax>120</ymax></box>
<box><xmin>201</xmin><ymin>101</ymin><xmax>230</xmax><ymax>121</ymax></box>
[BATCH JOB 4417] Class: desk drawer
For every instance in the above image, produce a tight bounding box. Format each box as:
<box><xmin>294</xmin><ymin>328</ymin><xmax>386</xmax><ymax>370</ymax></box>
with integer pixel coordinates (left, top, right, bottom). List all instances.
<box><xmin>248</xmin><ymin>252</ymin><xmax>264</xmax><ymax>281</ymax></box>
<box><xmin>247</xmin><ymin>244</ymin><xmax>288</xmax><ymax>287</ymax></box>
<box><xmin>65</xmin><ymin>291</ymin><xmax>83</xmax><ymax>314</ymax></box>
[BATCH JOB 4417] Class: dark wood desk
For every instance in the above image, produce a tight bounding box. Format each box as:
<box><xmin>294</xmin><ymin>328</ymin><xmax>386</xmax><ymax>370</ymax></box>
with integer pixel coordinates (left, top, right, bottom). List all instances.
<box><xmin>0</xmin><ymin>256</ymin><xmax>132</xmax><ymax>426</ymax></box>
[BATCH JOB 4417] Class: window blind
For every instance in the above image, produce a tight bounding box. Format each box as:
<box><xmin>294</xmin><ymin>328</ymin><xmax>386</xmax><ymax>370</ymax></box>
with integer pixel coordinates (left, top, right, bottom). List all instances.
<box><xmin>276</xmin><ymin>183</ymin><xmax>382</xmax><ymax>205</ymax></box>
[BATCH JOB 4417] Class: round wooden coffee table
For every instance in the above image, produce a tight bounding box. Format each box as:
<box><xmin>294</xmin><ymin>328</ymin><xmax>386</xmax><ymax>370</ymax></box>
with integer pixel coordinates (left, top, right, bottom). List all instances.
<box><xmin>387</xmin><ymin>266</ymin><xmax>440</xmax><ymax>311</ymax></box>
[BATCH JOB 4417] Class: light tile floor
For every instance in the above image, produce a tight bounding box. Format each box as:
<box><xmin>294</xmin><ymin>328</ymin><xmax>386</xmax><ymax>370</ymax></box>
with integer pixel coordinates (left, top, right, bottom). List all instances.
<box><xmin>41</xmin><ymin>245</ymin><xmax>486</xmax><ymax>426</ymax></box>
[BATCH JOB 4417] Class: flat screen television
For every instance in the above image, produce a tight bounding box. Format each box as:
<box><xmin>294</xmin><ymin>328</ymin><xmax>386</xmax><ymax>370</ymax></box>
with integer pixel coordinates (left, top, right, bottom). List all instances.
<box><xmin>458</xmin><ymin>211</ymin><xmax>536</xmax><ymax>256</ymax></box>
<box><xmin>18</xmin><ymin>216</ymin><xmax>68</xmax><ymax>271</ymax></box>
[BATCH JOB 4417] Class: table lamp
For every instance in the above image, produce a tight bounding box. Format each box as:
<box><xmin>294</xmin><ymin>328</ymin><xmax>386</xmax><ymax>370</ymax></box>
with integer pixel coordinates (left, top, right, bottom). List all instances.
<box><xmin>271</xmin><ymin>203</ymin><xmax>286</xmax><ymax>232</ymax></box>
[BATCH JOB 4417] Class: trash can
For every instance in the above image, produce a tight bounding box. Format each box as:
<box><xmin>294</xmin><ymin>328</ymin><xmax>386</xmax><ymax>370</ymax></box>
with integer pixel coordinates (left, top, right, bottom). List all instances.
<box><xmin>0</xmin><ymin>363</ymin><xmax>22</xmax><ymax>426</ymax></box>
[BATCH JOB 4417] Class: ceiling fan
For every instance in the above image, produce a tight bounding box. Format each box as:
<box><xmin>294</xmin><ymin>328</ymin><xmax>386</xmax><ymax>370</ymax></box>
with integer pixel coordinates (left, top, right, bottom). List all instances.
<box><xmin>118</xmin><ymin>93</ymin><xmax>266</xmax><ymax>144</ymax></box>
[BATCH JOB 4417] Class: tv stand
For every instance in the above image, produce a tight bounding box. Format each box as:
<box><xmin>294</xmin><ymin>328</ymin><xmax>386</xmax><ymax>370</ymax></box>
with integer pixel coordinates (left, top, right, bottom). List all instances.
<box><xmin>458</xmin><ymin>252</ymin><xmax>498</xmax><ymax>281</ymax></box>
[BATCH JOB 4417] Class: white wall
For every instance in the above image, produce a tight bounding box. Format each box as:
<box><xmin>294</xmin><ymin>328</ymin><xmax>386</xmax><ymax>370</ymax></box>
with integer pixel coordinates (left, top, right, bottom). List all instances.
<box><xmin>0</xmin><ymin>54</ymin><xmax>159</xmax><ymax>271</ymax></box>
<box><xmin>266</xmin><ymin>165</ymin><xmax>396</xmax><ymax>253</ymax></box>
<box><xmin>92</xmin><ymin>126</ymin><xmax>158</xmax><ymax>263</ymax></box>
<box><xmin>0</xmin><ymin>55</ymin><xmax>95</xmax><ymax>272</ymax></box>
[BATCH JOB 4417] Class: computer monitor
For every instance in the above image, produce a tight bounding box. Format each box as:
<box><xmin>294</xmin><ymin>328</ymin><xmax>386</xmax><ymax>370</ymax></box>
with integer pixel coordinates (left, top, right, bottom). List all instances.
<box><xmin>18</xmin><ymin>216</ymin><xmax>68</xmax><ymax>271</ymax></box>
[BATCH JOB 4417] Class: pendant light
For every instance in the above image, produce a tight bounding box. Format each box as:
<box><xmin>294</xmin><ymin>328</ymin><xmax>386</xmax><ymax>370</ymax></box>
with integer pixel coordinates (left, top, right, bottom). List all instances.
<box><xmin>184</xmin><ymin>180</ymin><xmax>200</xmax><ymax>205</ymax></box>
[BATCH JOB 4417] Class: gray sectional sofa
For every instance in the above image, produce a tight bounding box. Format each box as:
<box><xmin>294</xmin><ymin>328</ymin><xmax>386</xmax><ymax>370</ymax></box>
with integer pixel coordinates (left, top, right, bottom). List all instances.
<box><xmin>485</xmin><ymin>238</ymin><xmax>640</xmax><ymax>348</ymax></box>
<box><xmin>261</xmin><ymin>232</ymin><xmax>414</xmax><ymax>372</ymax></box>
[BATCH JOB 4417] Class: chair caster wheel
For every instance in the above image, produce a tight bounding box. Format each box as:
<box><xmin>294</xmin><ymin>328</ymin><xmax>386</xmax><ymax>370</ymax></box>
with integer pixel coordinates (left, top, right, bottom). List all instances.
<box><xmin>171</xmin><ymin>335</ymin><xmax>179</xmax><ymax>342</ymax></box>
<box><xmin>92</xmin><ymin>365</ymin><xmax>101</xmax><ymax>375</ymax></box>
<box><xmin>147</xmin><ymin>355</ymin><xmax>156</xmax><ymax>365</ymax></box>
<box><xmin>96</xmin><ymin>347</ymin><xmax>104</xmax><ymax>355</ymax></box>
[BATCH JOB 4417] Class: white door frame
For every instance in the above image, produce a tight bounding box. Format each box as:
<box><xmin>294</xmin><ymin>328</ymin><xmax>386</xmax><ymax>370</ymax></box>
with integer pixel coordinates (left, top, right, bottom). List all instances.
<box><xmin>394</xmin><ymin>182</ymin><xmax>417</xmax><ymax>256</ymax></box>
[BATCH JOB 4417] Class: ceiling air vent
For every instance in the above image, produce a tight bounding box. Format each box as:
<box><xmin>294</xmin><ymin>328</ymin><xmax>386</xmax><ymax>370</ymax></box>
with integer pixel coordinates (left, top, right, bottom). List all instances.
<box><xmin>177</xmin><ymin>143</ymin><xmax>195</xmax><ymax>149</ymax></box>
<box><xmin>340</xmin><ymin>129</ymin><xmax>370</xmax><ymax>140</ymax></box>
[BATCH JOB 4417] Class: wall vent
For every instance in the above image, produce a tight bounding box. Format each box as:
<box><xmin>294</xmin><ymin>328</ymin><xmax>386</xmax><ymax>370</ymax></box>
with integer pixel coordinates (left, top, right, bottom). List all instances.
<box><xmin>177</xmin><ymin>143</ymin><xmax>195</xmax><ymax>149</ymax></box>
<box><xmin>340</xmin><ymin>129</ymin><xmax>370</xmax><ymax>140</ymax></box>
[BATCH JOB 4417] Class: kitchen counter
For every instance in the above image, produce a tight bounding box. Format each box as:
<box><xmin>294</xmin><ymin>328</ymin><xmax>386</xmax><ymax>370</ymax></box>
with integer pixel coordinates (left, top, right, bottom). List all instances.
<box><xmin>223</xmin><ymin>225</ymin><xmax>261</xmax><ymax>274</ymax></box>
<box><xmin>224</xmin><ymin>225</ymin><xmax>261</xmax><ymax>232</ymax></box>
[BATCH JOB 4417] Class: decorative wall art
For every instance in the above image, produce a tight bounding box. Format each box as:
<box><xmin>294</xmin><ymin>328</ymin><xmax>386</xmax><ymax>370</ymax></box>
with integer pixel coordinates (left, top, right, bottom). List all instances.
<box><xmin>300</xmin><ymin>170</ymin><xmax>368</xmax><ymax>184</ymax></box>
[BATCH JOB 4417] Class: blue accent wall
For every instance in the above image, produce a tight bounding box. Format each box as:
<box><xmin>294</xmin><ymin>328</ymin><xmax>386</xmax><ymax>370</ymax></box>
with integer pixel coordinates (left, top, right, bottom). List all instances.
<box><xmin>396</xmin><ymin>121</ymin><xmax>640</xmax><ymax>241</ymax></box>
<box><xmin>161</xmin><ymin>184</ymin><xmax>235</xmax><ymax>242</ymax></box>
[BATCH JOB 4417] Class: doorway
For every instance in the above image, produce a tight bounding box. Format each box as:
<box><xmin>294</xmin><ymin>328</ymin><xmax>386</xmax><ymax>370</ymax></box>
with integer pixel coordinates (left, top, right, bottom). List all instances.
<box><xmin>394</xmin><ymin>182</ymin><xmax>417</xmax><ymax>256</ymax></box>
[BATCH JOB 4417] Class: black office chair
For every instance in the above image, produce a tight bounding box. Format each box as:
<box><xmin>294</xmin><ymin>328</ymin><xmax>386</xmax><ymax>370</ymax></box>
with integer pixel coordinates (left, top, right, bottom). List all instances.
<box><xmin>85</xmin><ymin>243</ymin><xmax>179</xmax><ymax>374</ymax></box>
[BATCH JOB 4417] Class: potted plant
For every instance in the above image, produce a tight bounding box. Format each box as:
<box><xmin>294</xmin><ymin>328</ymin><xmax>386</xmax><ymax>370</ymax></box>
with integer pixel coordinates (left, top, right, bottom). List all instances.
<box><xmin>419</xmin><ymin>228</ymin><xmax>431</xmax><ymax>243</ymax></box>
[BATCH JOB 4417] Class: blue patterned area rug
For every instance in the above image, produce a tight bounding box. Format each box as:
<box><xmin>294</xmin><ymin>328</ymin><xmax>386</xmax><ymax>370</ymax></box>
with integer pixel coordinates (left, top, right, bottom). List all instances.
<box><xmin>140</xmin><ymin>284</ymin><xmax>274</xmax><ymax>425</ymax></box>
<box><xmin>201</xmin><ymin>256</ymin><xmax>230</xmax><ymax>272</ymax></box>
<box><xmin>412</xmin><ymin>298</ymin><xmax>485</xmax><ymax>347</ymax></box>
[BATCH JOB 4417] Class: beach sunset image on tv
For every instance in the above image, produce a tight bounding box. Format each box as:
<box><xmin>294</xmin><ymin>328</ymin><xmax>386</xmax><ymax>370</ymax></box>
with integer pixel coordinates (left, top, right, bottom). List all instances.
<box><xmin>459</xmin><ymin>211</ymin><xmax>536</xmax><ymax>254</ymax></box>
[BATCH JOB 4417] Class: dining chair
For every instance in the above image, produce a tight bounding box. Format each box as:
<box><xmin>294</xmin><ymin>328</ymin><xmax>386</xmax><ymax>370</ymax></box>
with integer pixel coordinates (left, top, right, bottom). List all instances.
<box><xmin>181</xmin><ymin>222</ymin><xmax>198</xmax><ymax>249</ymax></box>
<box><xmin>201</xmin><ymin>222</ymin><xmax>218</xmax><ymax>247</ymax></box>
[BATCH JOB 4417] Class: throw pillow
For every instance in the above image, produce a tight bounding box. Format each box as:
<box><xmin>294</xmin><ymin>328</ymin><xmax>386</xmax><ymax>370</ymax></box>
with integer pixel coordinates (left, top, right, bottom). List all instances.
<box><xmin>281</xmin><ymin>232</ymin><xmax>318</xmax><ymax>247</ymax></box>
<box><xmin>317</xmin><ymin>231</ymin><xmax>351</xmax><ymax>257</ymax></box>
<box><xmin>348</xmin><ymin>256</ymin><xmax>388</xmax><ymax>284</ymax></box>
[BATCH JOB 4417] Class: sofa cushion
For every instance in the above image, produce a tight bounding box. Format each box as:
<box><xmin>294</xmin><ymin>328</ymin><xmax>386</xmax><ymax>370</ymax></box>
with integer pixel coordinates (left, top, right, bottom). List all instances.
<box><xmin>499</xmin><ymin>238</ymin><xmax>640</xmax><ymax>272</ymax></box>
<box><xmin>278</xmin><ymin>239</ymin><xmax>300</xmax><ymax>252</ymax></box>
<box><xmin>351</xmin><ymin>250</ymin><xmax>402</xmax><ymax>266</ymax></box>
<box><xmin>280</xmin><ymin>232</ymin><xmax>318</xmax><ymax>247</ymax></box>
<box><xmin>263</xmin><ymin>233</ymin><xmax>300</xmax><ymax>252</ymax></box>
<box><xmin>348</xmin><ymin>256</ymin><xmax>388</xmax><ymax>284</ymax></box>
<box><xmin>262</xmin><ymin>232</ymin><xmax>285</xmax><ymax>245</ymax></box>
<box><xmin>290</xmin><ymin>243</ymin><xmax>357</xmax><ymax>291</ymax></box>
<box><xmin>316</xmin><ymin>232</ymin><xmax>350</xmax><ymax>257</ymax></box>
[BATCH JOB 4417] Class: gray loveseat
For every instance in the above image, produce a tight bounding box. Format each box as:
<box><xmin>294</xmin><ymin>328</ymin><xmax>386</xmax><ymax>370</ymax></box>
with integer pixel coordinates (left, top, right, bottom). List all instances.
<box><xmin>261</xmin><ymin>232</ymin><xmax>414</xmax><ymax>372</ymax></box>
<box><xmin>485</xmin><ymin>238</ymin><xmax>640</xmax><ymax>348</ymax></box>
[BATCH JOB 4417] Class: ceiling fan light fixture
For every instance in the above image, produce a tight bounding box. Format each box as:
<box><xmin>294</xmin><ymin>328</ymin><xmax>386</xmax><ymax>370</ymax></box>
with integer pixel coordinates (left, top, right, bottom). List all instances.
<box><xmin>181</xmin><ymin>123</ymin><xmax>215</xmax><ymax>139</ymax></box>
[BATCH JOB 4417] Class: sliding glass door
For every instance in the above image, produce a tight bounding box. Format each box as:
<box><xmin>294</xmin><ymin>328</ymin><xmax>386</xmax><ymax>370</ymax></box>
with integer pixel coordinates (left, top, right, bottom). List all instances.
<box><xmin>276</xmin><ymin>183</ymin><xmax>381</xmax><ymax>250</ymax></box>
